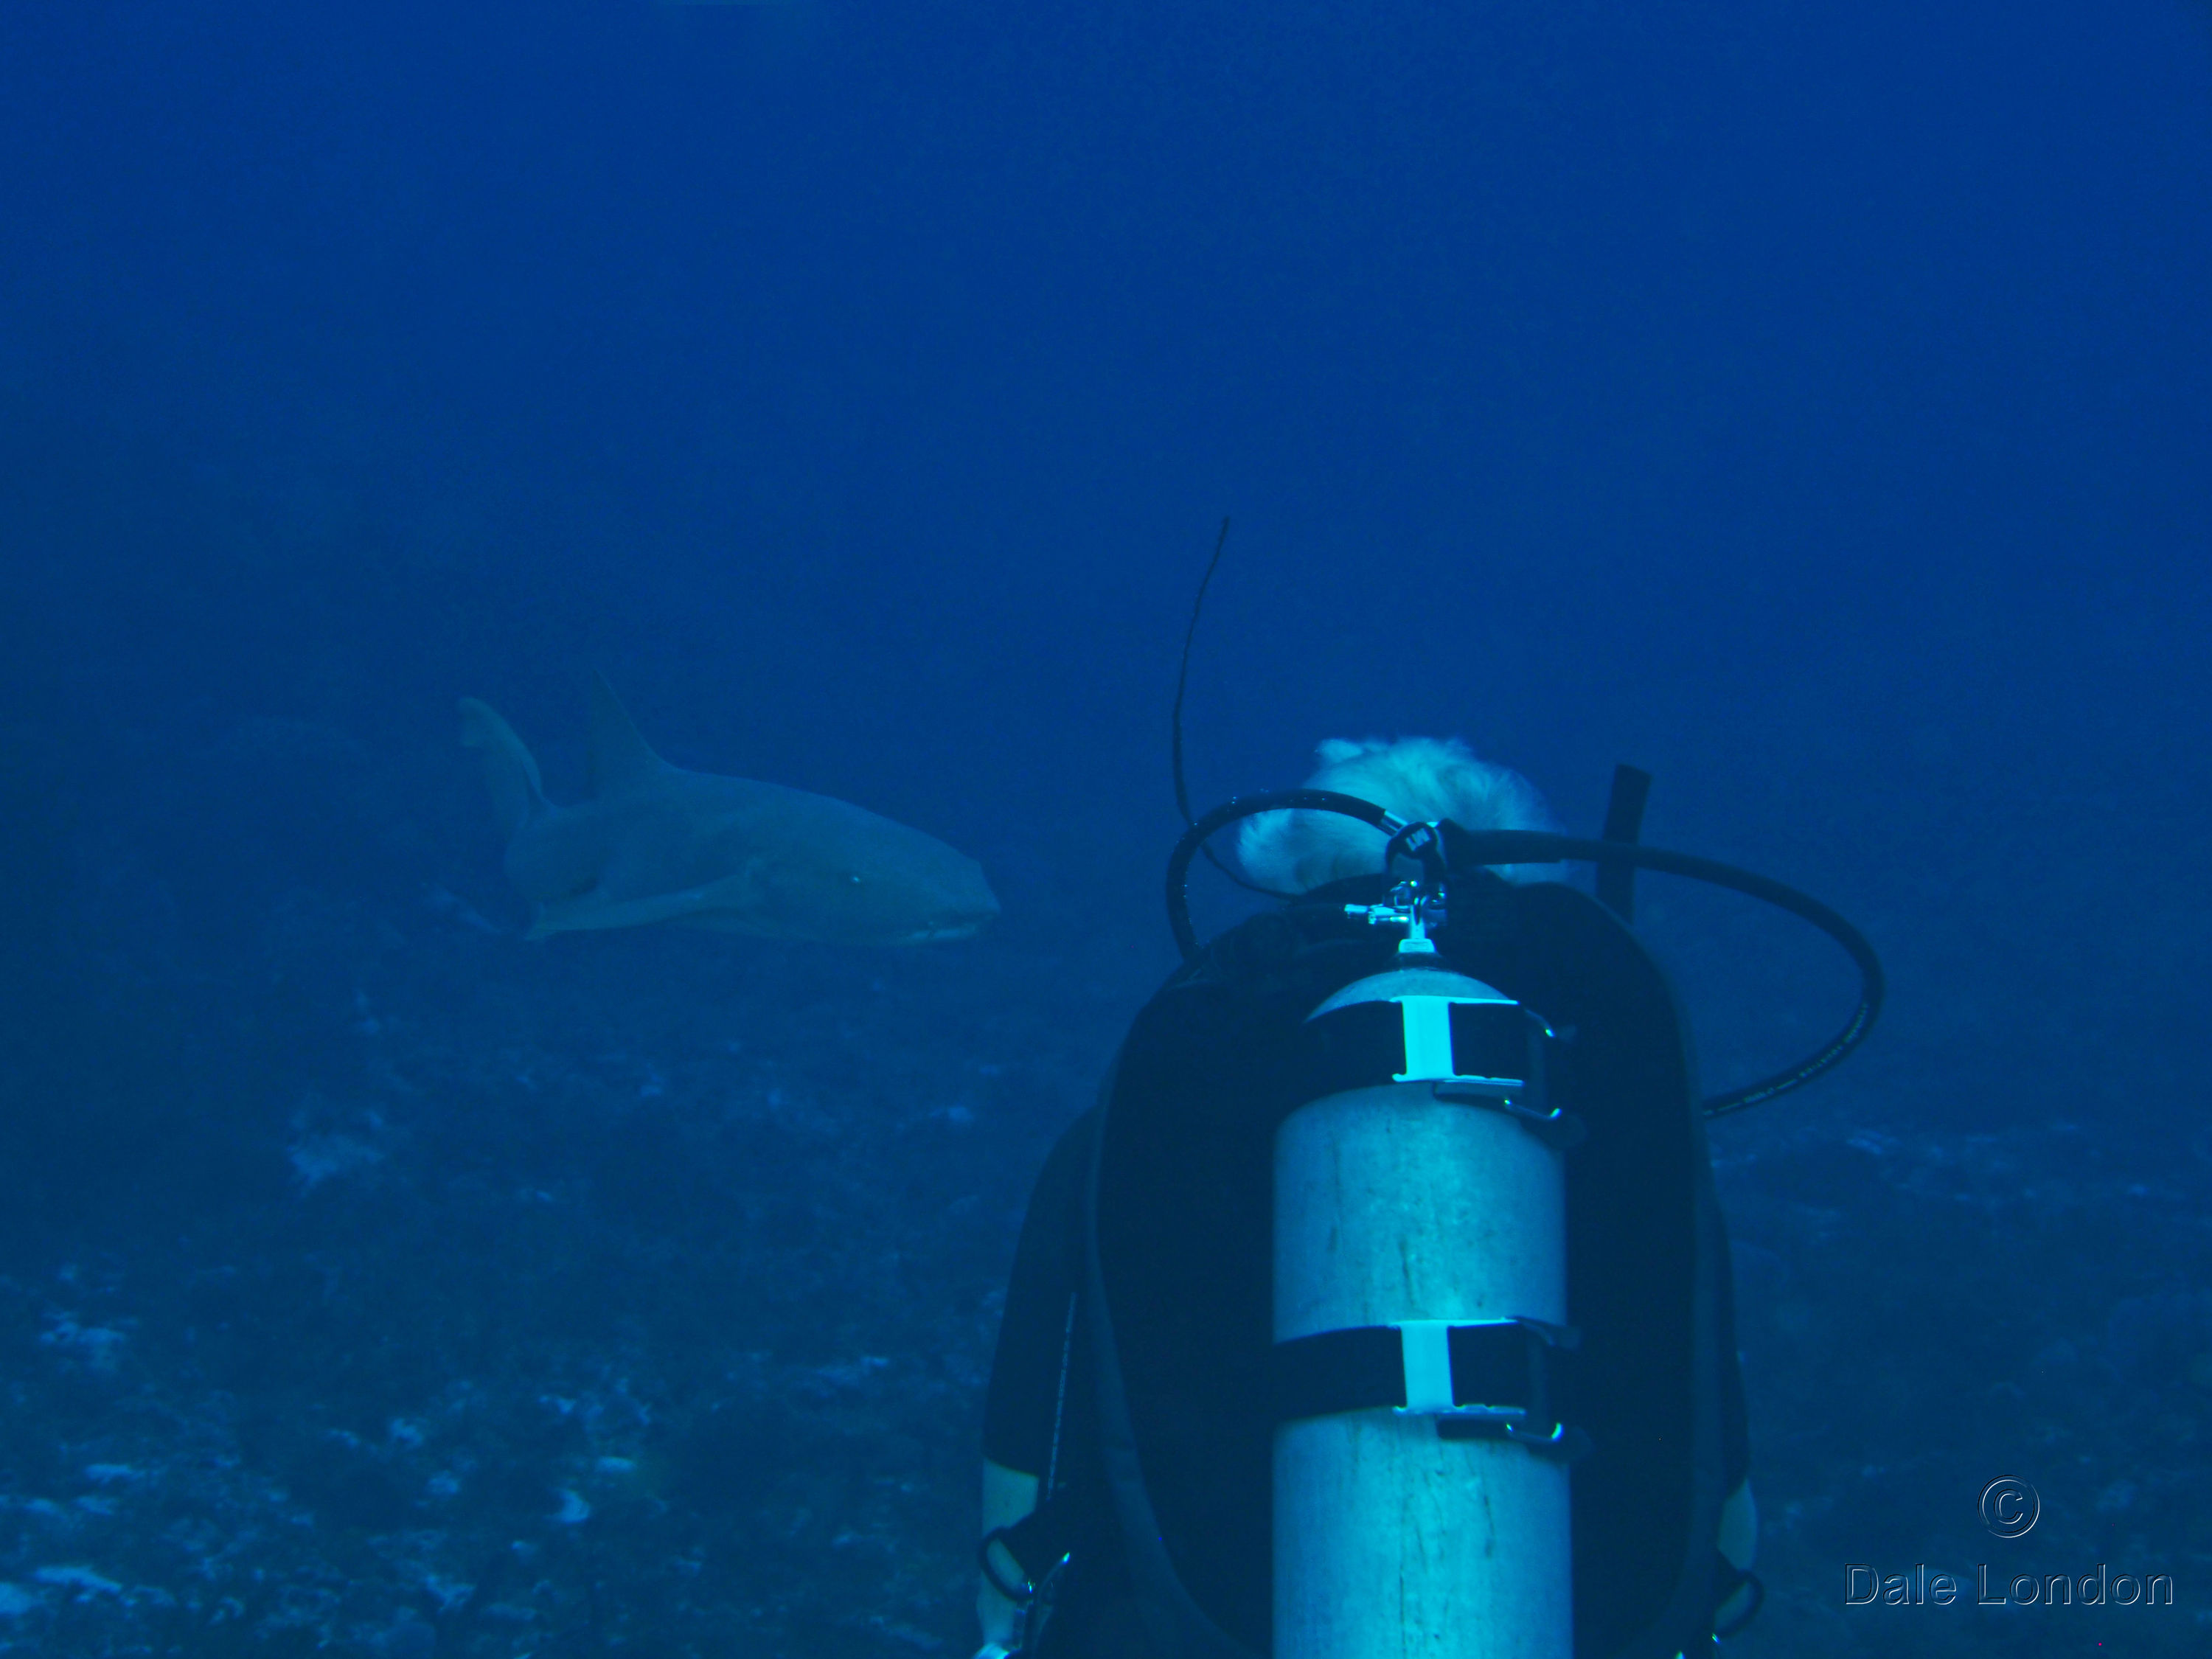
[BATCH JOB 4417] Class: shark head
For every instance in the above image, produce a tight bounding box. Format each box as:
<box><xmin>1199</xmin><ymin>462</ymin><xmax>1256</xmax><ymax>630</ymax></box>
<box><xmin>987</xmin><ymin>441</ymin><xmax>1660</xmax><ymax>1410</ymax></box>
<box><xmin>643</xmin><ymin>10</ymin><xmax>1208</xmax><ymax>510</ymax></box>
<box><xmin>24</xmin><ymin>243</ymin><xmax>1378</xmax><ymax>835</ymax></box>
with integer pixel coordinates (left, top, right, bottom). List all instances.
<box><xmin>883</xmin><ymin>853</ymin><xmax>1001</xmax><ymax>943</ymax></box>
<box><xmin>462</xmin><ymin>675</ymin><xmax>999</xmax><ymax>947</ymax></box>
<box><xmin>751</xmin><ymin>838</ymin><xmax>1001</xmax><ymax>945</ymax></box>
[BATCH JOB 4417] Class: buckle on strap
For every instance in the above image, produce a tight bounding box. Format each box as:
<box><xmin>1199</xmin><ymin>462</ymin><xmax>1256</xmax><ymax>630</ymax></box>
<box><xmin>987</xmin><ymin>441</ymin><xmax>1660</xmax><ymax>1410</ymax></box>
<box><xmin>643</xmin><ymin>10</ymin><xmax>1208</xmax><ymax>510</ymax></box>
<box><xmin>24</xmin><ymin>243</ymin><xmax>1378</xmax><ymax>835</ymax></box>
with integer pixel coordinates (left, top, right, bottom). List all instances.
<box><xmin>979</xmin><ymin>1496</ymin><xmax>1074</xmax><ymax>1607</ymax></box>
<box><xmin>1273</xmin><ymin>1318</ymin><xmax>1587</xmax><ymax>1459</ymax></box>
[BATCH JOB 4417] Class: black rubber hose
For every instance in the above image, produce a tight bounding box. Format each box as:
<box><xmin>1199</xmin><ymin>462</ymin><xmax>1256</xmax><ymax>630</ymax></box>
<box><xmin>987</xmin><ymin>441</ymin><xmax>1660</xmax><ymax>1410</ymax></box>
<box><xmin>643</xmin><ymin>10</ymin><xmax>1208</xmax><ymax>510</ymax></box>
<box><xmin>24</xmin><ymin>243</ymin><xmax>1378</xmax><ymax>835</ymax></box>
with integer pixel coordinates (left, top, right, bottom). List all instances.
<box><xmin>1164</xmin><ymin>789</ymin><xmax>1399</xmax><ymax>959</ymax></box>
<box><xmin>1166</xmin><ymin>800</ymin><xmax>1884</xmax><ymax>1118</ymax></box>
<box><xmin>1443</xmin><ymin>829</ymin><xmax>1884</xmax><ymax>1116</ymax></box>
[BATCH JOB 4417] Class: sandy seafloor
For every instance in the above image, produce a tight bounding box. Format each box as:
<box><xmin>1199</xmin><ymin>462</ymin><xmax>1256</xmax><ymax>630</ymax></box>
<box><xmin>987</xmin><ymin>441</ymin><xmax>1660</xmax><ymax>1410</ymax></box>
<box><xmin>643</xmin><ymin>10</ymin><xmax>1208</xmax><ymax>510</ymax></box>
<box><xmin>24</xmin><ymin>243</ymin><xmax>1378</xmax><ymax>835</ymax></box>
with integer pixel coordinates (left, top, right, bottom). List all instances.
<box><xmin>1</xmin><ymin>718</ymin><xmax>2208</xmax><ymax>1659</ymax></box>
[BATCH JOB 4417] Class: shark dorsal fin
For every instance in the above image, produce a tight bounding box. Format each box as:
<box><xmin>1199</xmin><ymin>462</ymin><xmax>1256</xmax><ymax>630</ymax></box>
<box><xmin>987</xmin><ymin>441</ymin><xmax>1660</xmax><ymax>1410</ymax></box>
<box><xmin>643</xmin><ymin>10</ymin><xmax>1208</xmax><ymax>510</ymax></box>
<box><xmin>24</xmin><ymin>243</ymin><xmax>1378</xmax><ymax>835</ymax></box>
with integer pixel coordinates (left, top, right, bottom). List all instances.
<box><xmin>459</xmin><ymin>697</ymin><xmax>549</xmax><ymax>841</ymax></box>
<box><xmin>588</xmin><ymin>672</ymin><xmax>672</xmax><ymax>796</ymax></box>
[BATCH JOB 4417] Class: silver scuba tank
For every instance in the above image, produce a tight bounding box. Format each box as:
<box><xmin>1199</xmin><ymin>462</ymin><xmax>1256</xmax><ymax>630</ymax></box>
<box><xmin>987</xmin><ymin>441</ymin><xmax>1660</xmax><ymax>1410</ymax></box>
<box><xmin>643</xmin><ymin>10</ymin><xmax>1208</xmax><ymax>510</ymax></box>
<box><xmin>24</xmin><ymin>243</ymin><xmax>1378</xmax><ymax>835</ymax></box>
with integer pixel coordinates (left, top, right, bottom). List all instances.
<box><xmin>1272</xmin><ymin>903</ymin><xmax>1579</xmax><ymax>1659</ymax></box>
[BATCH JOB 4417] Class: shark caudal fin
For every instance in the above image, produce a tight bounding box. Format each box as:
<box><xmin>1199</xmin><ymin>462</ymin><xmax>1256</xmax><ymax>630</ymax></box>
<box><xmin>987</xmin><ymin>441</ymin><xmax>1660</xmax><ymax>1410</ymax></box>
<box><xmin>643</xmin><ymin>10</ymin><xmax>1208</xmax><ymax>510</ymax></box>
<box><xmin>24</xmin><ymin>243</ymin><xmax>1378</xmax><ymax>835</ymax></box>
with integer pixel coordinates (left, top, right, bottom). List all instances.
<box><xmin>458</xmin><ymin>697</ymin><xmax>550</xmax><ymax>844</ymax></box>
<box><xmin>588</xmin><ymin>671</ymin><xmax>675</xmax><ymax>797</ymax></box>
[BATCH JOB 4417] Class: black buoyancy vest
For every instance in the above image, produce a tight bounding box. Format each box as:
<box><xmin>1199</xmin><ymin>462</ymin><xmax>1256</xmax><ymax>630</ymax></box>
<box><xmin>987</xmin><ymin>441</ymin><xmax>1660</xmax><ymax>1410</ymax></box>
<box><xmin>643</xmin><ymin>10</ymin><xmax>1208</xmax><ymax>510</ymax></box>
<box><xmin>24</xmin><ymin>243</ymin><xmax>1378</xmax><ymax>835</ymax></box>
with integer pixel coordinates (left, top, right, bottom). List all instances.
<box><xmin>1077</xmin><ymin>866</ymin><xmax>1747</xmax><ymax>1659</ymax></box>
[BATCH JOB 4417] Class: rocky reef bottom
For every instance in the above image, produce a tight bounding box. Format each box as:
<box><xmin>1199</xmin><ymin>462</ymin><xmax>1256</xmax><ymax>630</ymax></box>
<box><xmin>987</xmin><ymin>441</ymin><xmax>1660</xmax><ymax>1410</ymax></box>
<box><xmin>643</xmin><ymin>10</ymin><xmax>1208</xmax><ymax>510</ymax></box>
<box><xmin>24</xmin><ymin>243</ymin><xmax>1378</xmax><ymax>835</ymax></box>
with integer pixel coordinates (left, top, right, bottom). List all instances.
<box><xmin>2</xmin><ymin>870</ymin><xmax>2206</xmax><ymax>1657</ymax></box>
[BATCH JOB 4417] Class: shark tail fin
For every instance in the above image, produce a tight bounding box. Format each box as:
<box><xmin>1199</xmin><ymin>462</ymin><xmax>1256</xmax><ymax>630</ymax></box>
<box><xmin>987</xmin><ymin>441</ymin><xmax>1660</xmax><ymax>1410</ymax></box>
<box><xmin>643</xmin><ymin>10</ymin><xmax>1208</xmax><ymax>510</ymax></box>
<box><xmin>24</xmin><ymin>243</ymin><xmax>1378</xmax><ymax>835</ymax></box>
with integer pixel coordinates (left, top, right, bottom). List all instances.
<box><xmin>459</xmin><ymin>697</ymin><xmax>549</xmax><ymax>844</ymax></box>
<box><xmin>588</xmin><ymin>671</ymin><xmax>672</xmax><ymax>797</ymax></box>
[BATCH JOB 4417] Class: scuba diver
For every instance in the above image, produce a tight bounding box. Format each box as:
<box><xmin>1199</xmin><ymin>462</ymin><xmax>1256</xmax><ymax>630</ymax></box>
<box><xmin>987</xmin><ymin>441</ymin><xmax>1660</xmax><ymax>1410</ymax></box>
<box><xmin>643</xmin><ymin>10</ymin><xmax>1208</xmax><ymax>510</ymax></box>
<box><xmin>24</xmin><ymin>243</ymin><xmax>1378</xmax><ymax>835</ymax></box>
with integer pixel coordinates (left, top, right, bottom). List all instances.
<box><xmin>970</xmin><ymin>539</ymin><xmax>1882</xmax><ymax>1659</ymax></box>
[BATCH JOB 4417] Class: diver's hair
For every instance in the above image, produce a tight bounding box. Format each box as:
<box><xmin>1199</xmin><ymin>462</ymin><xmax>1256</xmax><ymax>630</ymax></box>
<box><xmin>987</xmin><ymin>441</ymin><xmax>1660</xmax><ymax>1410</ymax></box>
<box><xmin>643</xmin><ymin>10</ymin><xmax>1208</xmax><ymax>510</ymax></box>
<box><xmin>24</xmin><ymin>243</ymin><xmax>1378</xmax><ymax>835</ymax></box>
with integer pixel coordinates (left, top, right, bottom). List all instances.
<box><xmin>1237</xmin><ymin>736</ymin><xmax>1558</xmax><ymax>894</ymax></box>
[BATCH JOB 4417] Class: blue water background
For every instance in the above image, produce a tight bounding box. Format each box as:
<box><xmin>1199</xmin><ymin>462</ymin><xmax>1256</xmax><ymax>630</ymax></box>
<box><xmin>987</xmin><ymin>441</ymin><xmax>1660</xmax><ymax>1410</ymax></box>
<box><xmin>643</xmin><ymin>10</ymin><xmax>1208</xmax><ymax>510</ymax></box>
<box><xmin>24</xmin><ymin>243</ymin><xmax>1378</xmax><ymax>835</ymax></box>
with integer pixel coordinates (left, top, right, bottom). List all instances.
<box><xmin>1</xmin><ymin>3</ymin><xmax>2208</xmax><ymax>1655</ymax></box>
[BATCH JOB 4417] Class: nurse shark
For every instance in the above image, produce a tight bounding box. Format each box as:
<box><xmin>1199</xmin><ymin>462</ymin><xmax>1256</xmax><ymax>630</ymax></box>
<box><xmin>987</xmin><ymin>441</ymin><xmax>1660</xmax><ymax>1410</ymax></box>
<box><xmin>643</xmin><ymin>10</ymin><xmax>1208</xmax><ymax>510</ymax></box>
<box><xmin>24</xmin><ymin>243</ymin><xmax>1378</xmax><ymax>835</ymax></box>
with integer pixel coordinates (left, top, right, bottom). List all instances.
<box><xmin>459</xmin><ymin>674</ymin><xmax>998</xmax><ymax>946</ymax></box>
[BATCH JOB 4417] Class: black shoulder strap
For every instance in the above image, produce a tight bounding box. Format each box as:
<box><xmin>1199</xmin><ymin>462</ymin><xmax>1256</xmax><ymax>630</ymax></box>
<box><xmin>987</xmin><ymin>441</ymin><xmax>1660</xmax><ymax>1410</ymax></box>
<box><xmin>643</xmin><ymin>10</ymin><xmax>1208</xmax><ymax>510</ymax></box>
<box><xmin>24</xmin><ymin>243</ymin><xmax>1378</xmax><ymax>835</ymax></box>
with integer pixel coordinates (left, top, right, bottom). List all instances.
<box><xmin>1080</xmin><ymin>1055</ymin><xmax>1263</xmax><ymax>1659</ymax></box>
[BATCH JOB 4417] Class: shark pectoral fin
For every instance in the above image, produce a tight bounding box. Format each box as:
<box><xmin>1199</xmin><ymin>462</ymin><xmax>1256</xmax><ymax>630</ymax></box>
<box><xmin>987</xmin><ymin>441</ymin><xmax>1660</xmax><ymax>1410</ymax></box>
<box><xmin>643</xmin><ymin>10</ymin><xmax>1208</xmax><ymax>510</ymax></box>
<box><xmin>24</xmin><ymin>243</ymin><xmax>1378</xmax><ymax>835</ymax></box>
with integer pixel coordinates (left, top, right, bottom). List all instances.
<box><xmin>588</xmin><ymin>672</ymin><xmax>676</xmax><ymax>798</ymax></box>
<box><xmin>666</xmin><ymin>867</ymin><xmax>773</xmax><ymax>930</ymax></box>
<box><xmin>529</xmin><ymin>877</ymin><xmax>756</xmax><ymax>936</ymax></box>
<box><xmin>459</xmin><ymin>698</ymin><xmax>549</xmax><ymax>843</ymax></box>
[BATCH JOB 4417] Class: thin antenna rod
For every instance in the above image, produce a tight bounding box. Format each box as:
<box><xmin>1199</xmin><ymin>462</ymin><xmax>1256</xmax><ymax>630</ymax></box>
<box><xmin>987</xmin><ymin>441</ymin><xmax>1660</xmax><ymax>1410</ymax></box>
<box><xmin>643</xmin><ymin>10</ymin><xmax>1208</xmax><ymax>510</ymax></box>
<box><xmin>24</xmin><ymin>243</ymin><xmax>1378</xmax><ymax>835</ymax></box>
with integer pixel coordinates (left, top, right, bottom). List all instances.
<box><xmin>1169</xmin><ymin>518</ymin><xmax>1287</xmax><ymax>901</ymax></box>
<box><xmin>1171</xmin><ymin>516</ymin><xmax>1233</xmax><ymax>830</ymax></box>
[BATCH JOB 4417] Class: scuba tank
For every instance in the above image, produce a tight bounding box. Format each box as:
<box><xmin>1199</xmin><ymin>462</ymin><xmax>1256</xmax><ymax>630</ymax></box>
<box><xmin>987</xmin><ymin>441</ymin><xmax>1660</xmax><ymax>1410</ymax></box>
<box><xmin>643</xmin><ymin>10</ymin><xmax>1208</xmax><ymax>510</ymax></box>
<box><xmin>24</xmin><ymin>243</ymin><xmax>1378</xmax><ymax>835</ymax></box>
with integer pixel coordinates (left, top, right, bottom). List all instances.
<box><xmin>978</xmin><ymin>778</ymin><xmax>1879</xmax><ymax>1659</ymax></box>
<box><xmin>1137</xmin><ymin>789</ymin><xmax>1881</xmax><ymax>1659</ymax></box>
<box><xmin>1273</xmin><ymin>910</ymin><xmax>1577</xmax><ymax>1659</ymax></box>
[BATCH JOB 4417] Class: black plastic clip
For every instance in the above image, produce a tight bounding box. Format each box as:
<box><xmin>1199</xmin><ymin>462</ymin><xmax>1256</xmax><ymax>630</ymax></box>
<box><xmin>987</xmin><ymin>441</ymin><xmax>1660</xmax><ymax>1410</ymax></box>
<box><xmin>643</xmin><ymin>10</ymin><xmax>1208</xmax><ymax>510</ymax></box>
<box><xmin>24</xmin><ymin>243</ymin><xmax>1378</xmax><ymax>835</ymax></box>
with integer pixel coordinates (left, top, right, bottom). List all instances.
<box><xmin>1383</xmin><ymin>818</ymin><xmax>1450</xmax><ymax>886</ymax></box>
<box><xmin>1713</xmin><ymin>1561</ymin><xmax>1765</xmax><ymax>1638</ymax></box>
<box><xmin>979</xmin><ymin>1528</ymin><xmax>1037</xmax><ymax>1606</ymax></box>
<box><xmin>978</xmin><ymin>1500</ymin><xmax>1072</xmax><ymax>1608</ymax></box>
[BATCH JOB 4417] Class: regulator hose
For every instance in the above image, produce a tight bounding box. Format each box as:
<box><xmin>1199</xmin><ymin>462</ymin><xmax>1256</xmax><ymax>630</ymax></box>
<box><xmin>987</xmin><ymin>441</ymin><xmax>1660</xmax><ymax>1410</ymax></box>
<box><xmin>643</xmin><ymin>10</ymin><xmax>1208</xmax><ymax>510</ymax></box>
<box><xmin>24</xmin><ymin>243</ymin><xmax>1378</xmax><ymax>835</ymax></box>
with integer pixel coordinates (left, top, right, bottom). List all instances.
<box><xmin>1165</xmin><ymin>792</ymin><xmax>1883</xmax><ymax>1118</ymax></box>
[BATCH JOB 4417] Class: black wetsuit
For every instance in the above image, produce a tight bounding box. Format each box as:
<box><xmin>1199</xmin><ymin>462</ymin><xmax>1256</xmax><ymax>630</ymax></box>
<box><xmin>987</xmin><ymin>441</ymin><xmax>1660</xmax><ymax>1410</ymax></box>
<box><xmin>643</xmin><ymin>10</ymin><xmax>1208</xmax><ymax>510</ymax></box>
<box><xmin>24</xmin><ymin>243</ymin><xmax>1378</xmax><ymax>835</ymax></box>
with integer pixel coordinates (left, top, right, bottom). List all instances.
<box><xmin>984</xmin><ymin>1107</ymin><xmax>1141</xmax><ymax>1655</ymax></box>
<box><xmin>984</xmin><ymin>1110</ymin><xmax>1093</xmax><ymax>1483</ymax></box>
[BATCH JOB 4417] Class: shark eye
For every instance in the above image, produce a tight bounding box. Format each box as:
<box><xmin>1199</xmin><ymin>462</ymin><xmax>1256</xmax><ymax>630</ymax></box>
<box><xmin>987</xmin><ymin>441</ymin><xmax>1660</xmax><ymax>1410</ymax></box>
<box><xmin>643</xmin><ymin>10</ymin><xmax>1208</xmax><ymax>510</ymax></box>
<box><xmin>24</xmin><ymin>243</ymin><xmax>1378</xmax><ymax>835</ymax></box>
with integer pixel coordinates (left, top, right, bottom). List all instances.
<box><xmin>568</xmin><ymin>875</ymin><xmax>600</xmax><ymax>900</ymax></box>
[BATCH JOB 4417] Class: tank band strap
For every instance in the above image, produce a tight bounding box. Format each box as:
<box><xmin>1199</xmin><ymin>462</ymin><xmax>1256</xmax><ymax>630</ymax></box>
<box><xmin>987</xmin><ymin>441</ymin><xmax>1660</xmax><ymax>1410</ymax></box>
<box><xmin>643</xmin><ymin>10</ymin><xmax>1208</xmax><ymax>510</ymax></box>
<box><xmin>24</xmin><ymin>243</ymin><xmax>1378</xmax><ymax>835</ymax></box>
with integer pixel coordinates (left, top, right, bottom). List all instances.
<box><xmin>1295</xmin><ymin>998</ymin><xmax>1534</xmax><ymax>1105</ymax></box>
<box><xmin>1272</xmin><ymin>1317</ymin><xmax>1584</xmax><ymax>1461</ymax></box>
